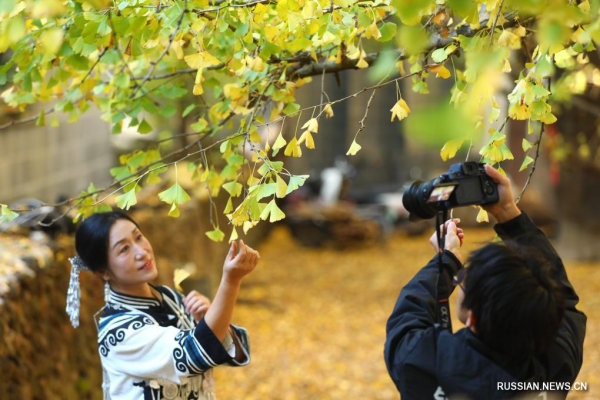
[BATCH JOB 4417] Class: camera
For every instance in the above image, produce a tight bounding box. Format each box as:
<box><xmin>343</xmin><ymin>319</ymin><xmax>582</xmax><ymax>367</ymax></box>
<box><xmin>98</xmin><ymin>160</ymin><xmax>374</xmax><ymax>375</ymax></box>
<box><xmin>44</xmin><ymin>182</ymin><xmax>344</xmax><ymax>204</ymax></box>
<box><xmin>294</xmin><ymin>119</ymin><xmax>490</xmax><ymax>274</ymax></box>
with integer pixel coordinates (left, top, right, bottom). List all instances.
<box><xmin>403</xmin><ymin>162</ymin><xmax>499</xmax><ymax>220</ymax></box>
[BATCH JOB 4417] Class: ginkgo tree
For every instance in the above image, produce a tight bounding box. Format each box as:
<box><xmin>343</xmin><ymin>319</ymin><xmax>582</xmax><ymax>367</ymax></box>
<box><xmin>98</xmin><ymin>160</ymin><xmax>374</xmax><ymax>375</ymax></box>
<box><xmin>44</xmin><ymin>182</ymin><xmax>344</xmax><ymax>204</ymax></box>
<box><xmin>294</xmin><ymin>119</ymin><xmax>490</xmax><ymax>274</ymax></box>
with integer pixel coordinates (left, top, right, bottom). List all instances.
<box><xmin>1</xmin><ymin>0</ymin><xmax>599</xmax><ymax>240</ymax></box>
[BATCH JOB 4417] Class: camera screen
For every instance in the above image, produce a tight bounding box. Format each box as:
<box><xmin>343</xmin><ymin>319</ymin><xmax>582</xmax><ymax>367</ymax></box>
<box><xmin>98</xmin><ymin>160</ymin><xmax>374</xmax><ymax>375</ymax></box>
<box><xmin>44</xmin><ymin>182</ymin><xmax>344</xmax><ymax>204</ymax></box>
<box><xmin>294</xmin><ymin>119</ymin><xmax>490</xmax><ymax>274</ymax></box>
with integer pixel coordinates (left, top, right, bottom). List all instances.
<box><xmin>427</xmin><ymin>185</ymin><xmax>456</xmax><ymax>203</ymax></box>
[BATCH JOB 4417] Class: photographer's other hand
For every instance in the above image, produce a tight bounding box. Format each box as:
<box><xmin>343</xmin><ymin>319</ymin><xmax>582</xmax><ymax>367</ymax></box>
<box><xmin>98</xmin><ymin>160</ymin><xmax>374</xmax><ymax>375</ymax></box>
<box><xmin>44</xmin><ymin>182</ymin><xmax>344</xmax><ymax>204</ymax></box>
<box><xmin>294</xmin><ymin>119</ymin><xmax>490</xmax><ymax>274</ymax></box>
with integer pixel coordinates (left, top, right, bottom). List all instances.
<box><xmin>482</xmin><ymin>164</ymin><xmax>521</xmax><ymax>223</ymax></box>
<box><xmin>223</xmin><ymin>240</ymin><xmax>260</xmax><ymax>285</ymax></box>
<box><xmin>430</xmin><ymin>219</ymin><xmax>464</xmax><ymax>262</ymax></box>
<box><xmin>183</xmin><ymin>290</ymin><xmax>211</xmax><ymax>322</ymax></box>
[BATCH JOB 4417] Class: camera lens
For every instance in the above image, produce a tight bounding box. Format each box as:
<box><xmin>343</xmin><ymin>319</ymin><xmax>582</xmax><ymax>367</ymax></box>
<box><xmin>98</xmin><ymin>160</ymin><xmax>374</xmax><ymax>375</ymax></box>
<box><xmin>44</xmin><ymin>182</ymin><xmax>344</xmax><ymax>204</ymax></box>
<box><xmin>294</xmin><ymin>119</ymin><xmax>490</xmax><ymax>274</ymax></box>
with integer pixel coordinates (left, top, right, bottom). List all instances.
<box><xmin>403</xmin><ymin>180</ymin><xmax>437</xmax><ymax>220</ymax></box>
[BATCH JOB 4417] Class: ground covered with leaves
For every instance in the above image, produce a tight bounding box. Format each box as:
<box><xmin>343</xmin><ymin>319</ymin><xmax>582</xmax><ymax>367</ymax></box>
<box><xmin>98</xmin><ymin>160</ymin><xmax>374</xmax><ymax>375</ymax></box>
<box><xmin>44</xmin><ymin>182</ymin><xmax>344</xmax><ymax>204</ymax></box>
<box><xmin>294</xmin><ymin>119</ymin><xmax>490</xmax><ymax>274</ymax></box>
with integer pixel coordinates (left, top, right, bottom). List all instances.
<box><xmin>214</xmin><ymin>225</ymin><xmax>599</xmax><ymax>399</ymax></box>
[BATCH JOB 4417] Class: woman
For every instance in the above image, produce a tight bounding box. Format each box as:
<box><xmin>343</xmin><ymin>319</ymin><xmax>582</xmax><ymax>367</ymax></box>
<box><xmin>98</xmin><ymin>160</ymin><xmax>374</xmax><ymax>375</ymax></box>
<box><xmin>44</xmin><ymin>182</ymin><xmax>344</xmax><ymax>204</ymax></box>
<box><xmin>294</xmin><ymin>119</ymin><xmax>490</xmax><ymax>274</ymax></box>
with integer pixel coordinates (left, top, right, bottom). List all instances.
<box><xmin>67</xmin><ymin>211</ymin><xmax>259</xmax><ymax>400</ymax></box>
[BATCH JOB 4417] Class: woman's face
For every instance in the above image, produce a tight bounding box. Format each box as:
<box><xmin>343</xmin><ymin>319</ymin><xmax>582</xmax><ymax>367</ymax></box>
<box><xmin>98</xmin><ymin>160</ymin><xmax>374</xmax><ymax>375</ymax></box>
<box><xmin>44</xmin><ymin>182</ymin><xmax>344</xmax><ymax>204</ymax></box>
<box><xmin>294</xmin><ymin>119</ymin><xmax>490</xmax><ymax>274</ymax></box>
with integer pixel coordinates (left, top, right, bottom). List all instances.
<box><xmin>105</xmin><ymin>219</ymin><xmax>157</xmax><ymax>292</ymax></box>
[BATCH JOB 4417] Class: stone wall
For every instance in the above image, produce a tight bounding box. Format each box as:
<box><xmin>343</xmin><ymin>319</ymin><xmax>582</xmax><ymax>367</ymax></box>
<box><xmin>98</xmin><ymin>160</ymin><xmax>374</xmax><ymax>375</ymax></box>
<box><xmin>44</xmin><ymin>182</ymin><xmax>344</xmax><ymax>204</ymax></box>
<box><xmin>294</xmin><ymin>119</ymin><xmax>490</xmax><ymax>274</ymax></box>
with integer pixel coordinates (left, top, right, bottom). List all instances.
<box><xmin>0</xmin><ymin>107</ymin><xmax>114</xmax><ymax>204</ymax></box>
<box><xmin>0</xmin><ymin>234</ymin><xmax>104</xmax><ymax>400</ymax></box>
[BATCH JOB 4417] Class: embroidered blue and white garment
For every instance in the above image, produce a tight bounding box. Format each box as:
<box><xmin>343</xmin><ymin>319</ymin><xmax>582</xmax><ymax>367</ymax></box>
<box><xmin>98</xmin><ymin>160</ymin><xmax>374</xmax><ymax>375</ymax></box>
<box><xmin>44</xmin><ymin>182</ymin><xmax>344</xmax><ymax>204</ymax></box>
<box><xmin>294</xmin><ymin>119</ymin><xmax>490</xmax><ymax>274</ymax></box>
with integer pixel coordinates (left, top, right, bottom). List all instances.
<box><xmin>97</xmin><ymin>285</ymin><xmax>250</xmax><ymax>400</ymax></box>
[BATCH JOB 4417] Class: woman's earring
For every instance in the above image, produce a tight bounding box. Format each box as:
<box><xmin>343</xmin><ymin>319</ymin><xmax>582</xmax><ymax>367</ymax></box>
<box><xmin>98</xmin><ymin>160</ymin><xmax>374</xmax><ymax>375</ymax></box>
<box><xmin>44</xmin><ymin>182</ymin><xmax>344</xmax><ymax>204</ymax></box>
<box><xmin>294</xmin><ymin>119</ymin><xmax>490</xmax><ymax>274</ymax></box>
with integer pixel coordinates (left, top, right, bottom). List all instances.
<box><xmin>104</xmin><ymin>281</ymin><xmax>111</xmax><ymax>304</ymax></box>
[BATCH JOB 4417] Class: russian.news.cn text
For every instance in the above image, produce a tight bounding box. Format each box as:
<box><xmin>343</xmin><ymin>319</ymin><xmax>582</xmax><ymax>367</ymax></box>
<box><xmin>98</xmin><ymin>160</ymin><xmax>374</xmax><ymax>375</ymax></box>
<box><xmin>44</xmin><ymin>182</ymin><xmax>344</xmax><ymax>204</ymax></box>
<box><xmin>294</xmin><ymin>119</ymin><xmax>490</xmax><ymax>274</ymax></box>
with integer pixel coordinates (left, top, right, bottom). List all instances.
<box><xmin>497</xmin><ymin>382</ymin><xmax>588</xmax><ymax>391</ymax></box>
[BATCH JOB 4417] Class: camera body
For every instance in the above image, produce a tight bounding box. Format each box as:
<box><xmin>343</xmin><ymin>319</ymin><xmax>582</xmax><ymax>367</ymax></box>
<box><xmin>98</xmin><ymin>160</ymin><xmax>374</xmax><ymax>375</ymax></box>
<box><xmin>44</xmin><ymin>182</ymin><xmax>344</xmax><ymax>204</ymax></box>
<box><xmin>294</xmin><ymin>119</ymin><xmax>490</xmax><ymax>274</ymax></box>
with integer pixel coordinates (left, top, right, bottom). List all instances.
<box><xmin>403</xmin><ymin>162</ymin><xmax>499</xmax><ymax>220</ymax></box>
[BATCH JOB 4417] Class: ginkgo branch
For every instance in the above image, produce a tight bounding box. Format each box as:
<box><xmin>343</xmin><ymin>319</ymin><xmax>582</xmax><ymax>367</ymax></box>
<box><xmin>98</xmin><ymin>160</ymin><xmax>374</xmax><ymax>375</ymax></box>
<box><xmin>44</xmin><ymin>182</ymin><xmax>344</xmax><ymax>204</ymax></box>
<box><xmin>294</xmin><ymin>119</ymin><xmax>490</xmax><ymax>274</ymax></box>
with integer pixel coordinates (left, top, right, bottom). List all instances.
<box><xmin>8</xmin><ymin>122</ymin><xmax>232</xmax><ymax>216</ymax></box>
<box><xmin>260</xmin><ymin>68</ymin><xmax>425</xmax><ymax>127</ymax></box>
<box><xmin>516</xmin><ymin>78</ymin><xmax>551</xmax><ymax>204</ymax></box>
<box><xmin>354</xmin><ymin>89</ymin><xmax>377</xmax><ymax>140</ymax></box>
<box><xmin>289</xmin><ymin>14</ymin><xmax>527</xmax><ymax>80</ymax></box>
<box><xmin>489</xmin><ymin>0</ymin><xmax>506</xmax><ymax>46</ymax></box>
<box><xmin>515</xmin><ymin>127</ymin><xmax>543</xmax><ymax>204</ymax></box>
<box><xmin>130</xmin><ymin>0</ymin><xmax>188</xmax><ymax>98</ymax></box>
<box><xmin>89</xmin><ymin>132</ymin><xmax>245</xmax><ymax>208</ymax></box>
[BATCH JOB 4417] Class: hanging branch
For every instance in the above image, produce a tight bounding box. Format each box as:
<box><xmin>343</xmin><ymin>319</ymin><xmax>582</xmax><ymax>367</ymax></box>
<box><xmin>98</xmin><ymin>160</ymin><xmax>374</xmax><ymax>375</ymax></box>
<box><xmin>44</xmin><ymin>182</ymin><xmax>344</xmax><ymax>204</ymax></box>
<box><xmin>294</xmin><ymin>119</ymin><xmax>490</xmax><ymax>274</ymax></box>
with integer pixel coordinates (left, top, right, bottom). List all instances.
<box><xmin>516</xmin><ymin>78</ymin><xmax>552</xmax><ymax>204</ymax></box>
<box><xmin>515</xmin><ymin>124</ymin><xmax>544</xmax><ymax>204</ymax></box>
<box><xmin>197</xmin><ymin>140</ymin><xmax>217</xmax><ymax>226</ymax></box>
<box><xmin>260</xmin><ymin>68</ymin><xmax>425</xmax><ymax>127</ymax></box>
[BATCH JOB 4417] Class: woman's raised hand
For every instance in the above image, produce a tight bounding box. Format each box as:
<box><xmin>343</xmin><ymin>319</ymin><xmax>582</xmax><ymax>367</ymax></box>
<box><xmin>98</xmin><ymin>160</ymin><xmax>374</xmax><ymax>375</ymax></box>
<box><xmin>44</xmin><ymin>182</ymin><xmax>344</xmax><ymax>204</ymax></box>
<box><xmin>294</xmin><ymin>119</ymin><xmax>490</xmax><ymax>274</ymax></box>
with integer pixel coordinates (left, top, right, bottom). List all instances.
<box><xmin>222</xmin><ymin>240</ymin><xmax>260</xmax><ymax>285</ymax></box>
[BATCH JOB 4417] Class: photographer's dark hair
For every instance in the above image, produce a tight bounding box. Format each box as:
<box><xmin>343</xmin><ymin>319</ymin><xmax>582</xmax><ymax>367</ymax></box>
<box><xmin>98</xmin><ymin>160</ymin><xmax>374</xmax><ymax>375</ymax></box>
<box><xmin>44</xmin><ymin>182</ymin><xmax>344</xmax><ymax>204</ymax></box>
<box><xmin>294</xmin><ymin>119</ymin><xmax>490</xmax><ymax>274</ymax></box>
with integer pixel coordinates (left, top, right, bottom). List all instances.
<box><xmin>462</xmin><ymin>239</ymin><xmax>565</xmax><ymax>362</ymax></box>
<box><xmin>75</xmin><ymin>211</ymin><xmax>139</xmax><ymax>273</ymax></box>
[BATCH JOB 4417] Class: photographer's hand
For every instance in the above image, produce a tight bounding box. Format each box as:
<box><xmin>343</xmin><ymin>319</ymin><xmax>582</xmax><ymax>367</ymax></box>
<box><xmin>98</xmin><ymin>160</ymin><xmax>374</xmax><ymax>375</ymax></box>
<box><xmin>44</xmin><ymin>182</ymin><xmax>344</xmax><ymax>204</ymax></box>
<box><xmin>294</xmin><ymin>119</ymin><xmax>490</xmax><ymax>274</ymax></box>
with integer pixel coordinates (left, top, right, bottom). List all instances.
<box><xmin>430</xmin><ymin>219</ymin><xmax>464</xmax><ymax>262</ymax></box>
<box><xmin>482</xmin><ymin>164</ymin><xmax>521</xmax><ymax>223</ymax></box>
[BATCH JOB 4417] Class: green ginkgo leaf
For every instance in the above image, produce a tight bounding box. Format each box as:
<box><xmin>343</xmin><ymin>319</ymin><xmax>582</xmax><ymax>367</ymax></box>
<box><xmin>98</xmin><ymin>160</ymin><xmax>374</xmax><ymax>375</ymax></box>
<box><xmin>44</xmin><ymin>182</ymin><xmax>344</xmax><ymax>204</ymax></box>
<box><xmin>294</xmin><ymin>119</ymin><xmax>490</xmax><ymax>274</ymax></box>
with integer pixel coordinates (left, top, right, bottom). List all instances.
<box><xmin>116</xmin><ymin>187</ymin><xmax>138</xmax><ymax>210</ymax></box>
<box><xmin>158</xmin><ymin>183</ymin><xmax>191</xmax><ymax>205</ymax></box>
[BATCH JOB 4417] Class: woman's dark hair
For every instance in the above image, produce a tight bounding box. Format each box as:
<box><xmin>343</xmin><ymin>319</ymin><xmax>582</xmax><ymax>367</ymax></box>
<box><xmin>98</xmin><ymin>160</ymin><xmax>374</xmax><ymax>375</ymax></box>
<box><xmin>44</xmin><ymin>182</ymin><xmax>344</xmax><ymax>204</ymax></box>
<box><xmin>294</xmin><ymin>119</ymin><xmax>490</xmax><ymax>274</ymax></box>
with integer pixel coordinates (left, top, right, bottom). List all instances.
<box><xmin>75</xmin><ymin>211</ymin><xmax>139</xmax><ymax>273</ymax></box>
<box><xmin>462</xmin><ymin>237</ymin><xmax>565</xmax><ymax>362</ymax></box>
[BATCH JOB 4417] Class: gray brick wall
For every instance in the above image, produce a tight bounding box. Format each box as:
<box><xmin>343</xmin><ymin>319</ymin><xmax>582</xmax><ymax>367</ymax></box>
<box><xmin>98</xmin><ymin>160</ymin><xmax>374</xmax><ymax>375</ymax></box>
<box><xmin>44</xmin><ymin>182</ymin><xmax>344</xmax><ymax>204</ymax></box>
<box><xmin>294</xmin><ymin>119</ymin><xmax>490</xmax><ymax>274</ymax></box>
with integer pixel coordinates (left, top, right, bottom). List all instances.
<box><xmin>0</xmin><ymin>107</ymin><xmax>115</xmax><ymax>205</ymax></box>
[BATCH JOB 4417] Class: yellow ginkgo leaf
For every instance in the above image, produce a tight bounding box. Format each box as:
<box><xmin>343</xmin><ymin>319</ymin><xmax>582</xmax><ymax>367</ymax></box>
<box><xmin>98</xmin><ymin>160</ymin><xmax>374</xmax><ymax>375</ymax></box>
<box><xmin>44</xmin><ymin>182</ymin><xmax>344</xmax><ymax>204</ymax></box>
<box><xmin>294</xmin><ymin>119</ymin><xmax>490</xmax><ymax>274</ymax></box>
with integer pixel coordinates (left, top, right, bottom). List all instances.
<box><xmin>440</xmin><ymin>139</ymin><xmax>463</xmax><ymax>161</ymax></box>
<box><xmin>390</xmin><ymin>98</ymin><xmax>411</xmax><ymax>122</ymax></box>
<box><xmin>184</xmin><ymin>51</ymin><xmax>221</xmax><ymax>70</ymax></box>
<box><xmin>430</xmin><ymin>64</ymin><xmax>451</xmax><ymax>79</ymax></box>
<box><xmin>502</xmin><ymin>58</ymin><xmax>512</xmax><ymax>73</ymax></box>
<box><xmin>301</xmin><ymin>117</ymin><xmax>319</xmax><ymax>133</ymax></box>
<box><xmin>193</xmin><ymin>69</ymin><xmax>204</xmax><ymax>96</ymax></box>
<box><xmin>476</xmin><ymin>207</ymin><xmax>489</xmax><ymax>223</ymax></box>
<box><xmin>174</xmin><ymin>268</ymin><xmax>191</xmax><ymax>291</ymax></box>
<box><xmin>356</xmin><ymin>57</ymin><xmax>369</xmax><ymax>69</ymax></box>
<box><xmin>514</xmin><ymin>25</ymin><xmax>527</xmax><ymax>37</ymax></box>
<box><xmin>229</xmin><ymin>227</ymin><xmax>238</xmax><ymax>243</ymax></box>
<box><xmin>571</xmin><ymin>27</ymin><xmax>590</xmax><ymax>44</ymax></box>
<box><xmin>509</xmin><ymin>103</ymin><xmax>531</xmax><ymax>120</ymax></box>
<box><xmin>579</xmin><ymin>0</ymin><xmax>590</xmax><ymax>12</ymax></box>
<box><xmin>272</xmin><ymin>133</ymin><xmax>287</xmax><ymax>150</ymax></box>
<box><xmin>323</xmin><ymin>103</ymin><xmax>334</xmax><ymax>118</ymax></box>
<box><xmin>284</xmin><ymin>137</ymin><xmax>302</xmax><ymax>157</ymax></box>
<box><xmin>346</xmin><ymin>139</ymin><xmax>362</xmax><ymax>156</ymax></box>
<box><xmin>243</xmin><ymin>220</ymin><xmax>257</xmax><ymax>234</ymax></box>
<box><xmin>497</xmin><ymin>30</ymin><xmax>519</xmax><ymax>47</ymax></box>
<box><xmin>365</xmin><ymin>22</ymin><xmax>381</xmax><ymax>40</ymax></box>
<box><xmin>276</xmin><ymin>175</ymin><xmax>288</xmax><ymax>198</ymax></box>
<box><xmin>298</xmin><ymin>131</ymin><xmax>315</xmax><ymax>149</ymax></box>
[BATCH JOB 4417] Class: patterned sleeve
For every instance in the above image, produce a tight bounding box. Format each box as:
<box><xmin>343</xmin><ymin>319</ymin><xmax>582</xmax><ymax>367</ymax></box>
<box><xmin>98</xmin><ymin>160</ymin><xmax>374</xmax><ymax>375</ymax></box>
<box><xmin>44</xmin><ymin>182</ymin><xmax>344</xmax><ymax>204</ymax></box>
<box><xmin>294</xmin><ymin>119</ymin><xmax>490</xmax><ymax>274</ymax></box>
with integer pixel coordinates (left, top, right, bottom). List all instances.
<box><xmin>99</xmin><ymin>314</ymin><xmax>251</xmax><ymax>382</ymax></box>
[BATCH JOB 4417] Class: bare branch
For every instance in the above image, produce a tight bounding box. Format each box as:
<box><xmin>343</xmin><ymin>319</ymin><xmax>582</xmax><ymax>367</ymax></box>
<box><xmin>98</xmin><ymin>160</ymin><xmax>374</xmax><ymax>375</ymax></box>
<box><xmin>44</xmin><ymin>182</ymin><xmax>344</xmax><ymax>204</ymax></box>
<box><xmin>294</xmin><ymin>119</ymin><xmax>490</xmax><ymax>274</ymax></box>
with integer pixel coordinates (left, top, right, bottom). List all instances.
<box><xmin>355</xmin><ymin>89</ymin><xmax>377</xmax><ymax>138</ymax></box>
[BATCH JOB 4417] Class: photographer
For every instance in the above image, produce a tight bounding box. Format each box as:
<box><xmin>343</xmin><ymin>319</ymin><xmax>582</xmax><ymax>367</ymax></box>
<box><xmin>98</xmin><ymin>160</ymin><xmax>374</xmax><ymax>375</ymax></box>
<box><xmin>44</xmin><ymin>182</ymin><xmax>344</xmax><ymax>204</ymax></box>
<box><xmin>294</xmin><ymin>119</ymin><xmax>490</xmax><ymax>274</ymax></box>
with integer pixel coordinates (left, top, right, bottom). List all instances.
<box><xmin>384</xmin><ymin>165</ymin><xmax>586</xmax><ymax>399</ymax></box>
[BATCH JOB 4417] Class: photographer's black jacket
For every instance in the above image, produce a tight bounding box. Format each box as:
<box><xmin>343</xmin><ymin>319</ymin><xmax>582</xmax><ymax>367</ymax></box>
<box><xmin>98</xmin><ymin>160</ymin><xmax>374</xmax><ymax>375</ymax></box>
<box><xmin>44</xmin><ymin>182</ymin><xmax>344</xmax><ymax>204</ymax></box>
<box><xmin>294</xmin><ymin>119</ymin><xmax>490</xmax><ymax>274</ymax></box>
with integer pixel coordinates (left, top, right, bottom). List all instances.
<box><xmin>384</xmin><ymin>213</ymin><xmax>586</xmax><ymax>399</ymax></box>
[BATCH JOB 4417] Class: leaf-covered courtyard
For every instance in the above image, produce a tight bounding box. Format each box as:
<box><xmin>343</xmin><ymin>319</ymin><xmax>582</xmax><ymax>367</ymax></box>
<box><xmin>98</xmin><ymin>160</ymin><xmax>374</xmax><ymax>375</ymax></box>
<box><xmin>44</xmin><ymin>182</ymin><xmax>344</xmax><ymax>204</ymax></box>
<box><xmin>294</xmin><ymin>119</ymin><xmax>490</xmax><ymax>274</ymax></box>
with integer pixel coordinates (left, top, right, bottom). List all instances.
<box><xmin>215</xmin><ymin>226</ymin><xmax>599</xmax><ymax>399</ymax></box>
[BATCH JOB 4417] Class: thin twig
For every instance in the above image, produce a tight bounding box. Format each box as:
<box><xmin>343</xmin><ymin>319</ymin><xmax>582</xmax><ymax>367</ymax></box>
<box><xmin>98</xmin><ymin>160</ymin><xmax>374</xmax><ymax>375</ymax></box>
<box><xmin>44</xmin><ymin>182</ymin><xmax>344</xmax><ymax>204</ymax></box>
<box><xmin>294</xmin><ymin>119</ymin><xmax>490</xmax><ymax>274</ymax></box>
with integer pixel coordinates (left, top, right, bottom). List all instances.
<box><xmin>130</xmin><ymin>0</ymin><xmax>188</xmax><ymax>98</ymax></box>
<box><xmin>354</xmin><ymin>89</ymin><xmax>377</xmax><ymax>139</ymax></box>
<box><xmin>259</xmin><ymin>68</ymin><xmax>425</xmax><ymax>127</ymax></box>
<box><xmin>197</xmin><ymin>141</ymin><xmax>216</xmax><ymax>226</ymax></box>
<box><xmin>9</xmin><ymin>118</ymin><xmax>231</xmax><ymax>215</ymax></box>
<box><xmin>516</xmin><ymin>77</ymin><xmax>551</xmax><ymax>204</ymax></box>
<box><xmin>489</xmin><ymin>0</ymin><xmax>506</xmax><ymax>46</ymax></box>
<box><xmin>90</xmin><ymin>131</ymin><xmax>246</xmax><ymax>207</ymax></box>
<box><xmin>515</xmin><ymin>126</ymin><xmax>544</xmax><ymax>204</ymax></box>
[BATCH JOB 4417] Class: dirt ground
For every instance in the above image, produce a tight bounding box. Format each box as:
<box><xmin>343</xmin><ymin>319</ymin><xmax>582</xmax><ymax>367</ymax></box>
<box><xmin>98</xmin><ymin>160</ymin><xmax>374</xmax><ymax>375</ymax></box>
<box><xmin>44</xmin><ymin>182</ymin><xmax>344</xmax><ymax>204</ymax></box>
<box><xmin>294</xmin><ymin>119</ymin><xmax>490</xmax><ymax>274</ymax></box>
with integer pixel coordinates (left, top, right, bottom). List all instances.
<box><xmin>214</xmin><ymin>225</ymin><xmax>598</xmax><ymax>399</ymax></box>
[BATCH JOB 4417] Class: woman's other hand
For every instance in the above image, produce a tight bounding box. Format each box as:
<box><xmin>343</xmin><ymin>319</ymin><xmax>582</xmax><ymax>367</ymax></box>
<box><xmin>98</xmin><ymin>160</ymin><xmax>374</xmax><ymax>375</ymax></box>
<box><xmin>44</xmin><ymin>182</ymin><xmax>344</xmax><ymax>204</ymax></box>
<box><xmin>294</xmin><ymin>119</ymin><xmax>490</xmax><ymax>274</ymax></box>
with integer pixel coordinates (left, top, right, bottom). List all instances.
<box><xmin>183</xmin><ymin>290</ymin><xmax>211</xmax><ymax>321</ymax></box>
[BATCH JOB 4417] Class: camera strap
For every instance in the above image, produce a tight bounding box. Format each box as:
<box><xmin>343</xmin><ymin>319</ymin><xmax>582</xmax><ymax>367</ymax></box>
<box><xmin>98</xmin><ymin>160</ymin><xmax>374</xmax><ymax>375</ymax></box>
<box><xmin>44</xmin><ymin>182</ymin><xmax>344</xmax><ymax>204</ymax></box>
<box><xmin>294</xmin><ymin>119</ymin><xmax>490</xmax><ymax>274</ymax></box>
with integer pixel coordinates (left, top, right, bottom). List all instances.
<box><xmin>435</xmin><ymin>209</ymin><xmax>453</xmax><ymax>332</ymax></box>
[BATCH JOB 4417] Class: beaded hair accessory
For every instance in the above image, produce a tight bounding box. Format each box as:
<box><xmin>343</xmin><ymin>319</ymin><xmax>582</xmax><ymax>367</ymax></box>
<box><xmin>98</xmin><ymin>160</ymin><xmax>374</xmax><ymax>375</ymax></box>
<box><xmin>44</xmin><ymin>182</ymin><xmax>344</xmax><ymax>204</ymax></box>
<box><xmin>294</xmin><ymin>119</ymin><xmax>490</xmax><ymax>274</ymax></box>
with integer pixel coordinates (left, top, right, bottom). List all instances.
<box><xmin>66</xmin><ymin>254</ymin><xmax>90</xmax><ymax>328</ymax></box>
